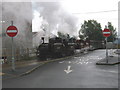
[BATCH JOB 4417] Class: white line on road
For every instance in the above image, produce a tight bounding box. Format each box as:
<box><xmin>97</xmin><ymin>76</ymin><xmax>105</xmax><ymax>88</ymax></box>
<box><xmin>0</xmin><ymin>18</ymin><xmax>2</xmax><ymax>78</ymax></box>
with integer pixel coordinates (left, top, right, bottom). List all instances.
<box><xmin>64</xmin><ymin>66</ymin><xmax>73</xmax><ymax>74</ymax></box>
<box><xmin>59</xmin><ymin>61</ymin><xmax>64</xmax><ymax>63</ymax></box>
<box><xmin>97</xmin><ymin>69</ymin><xmax>118</xmax><ymax>73</ymax></box>
<box><xmin>68</xmin><ymin>61</ymin><xmax>71</xmax><ymax>64</ymax></box>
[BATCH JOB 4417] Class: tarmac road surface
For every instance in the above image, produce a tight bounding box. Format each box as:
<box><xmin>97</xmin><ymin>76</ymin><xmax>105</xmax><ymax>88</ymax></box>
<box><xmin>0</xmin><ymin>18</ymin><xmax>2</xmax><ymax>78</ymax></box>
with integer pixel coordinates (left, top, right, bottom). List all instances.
<box><xmin>2</xmin><ymin>50</ymin><xmax>118</xmax><ymax>88</ymax></box>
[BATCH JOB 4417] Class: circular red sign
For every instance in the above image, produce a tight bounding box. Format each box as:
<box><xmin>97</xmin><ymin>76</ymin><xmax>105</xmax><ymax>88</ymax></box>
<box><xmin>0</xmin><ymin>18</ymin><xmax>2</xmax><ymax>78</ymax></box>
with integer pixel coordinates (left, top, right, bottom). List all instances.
<box><xmin>6</xmin><ymin>26</ymin><xmax>18</xmax><ymax>37</ymax></box>
<box><xmin>102</xmin><ymin>29</ymin><xmax>111</xmax><ymax>37</ymax></box>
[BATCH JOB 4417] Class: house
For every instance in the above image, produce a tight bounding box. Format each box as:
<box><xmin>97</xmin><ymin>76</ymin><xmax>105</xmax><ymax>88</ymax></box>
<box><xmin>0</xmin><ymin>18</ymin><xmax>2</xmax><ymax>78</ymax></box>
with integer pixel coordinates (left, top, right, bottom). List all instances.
<box><xmin>1</xmin><ymin>2</ymin><xmax>33</xmax><ymax>63</ymax></box>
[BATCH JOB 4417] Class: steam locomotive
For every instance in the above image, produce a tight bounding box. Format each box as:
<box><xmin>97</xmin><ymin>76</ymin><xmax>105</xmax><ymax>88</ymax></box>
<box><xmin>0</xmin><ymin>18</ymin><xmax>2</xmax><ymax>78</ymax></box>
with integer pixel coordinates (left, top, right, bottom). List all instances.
<box><xmin>36</xmin><ymin>37</ymin><xmax>76</xmax><ymax>60</ymax></box>
<box><xmin>36</xmin><ymin>37</ymin><xmax>104</xmax><ymax>60</ymax></box>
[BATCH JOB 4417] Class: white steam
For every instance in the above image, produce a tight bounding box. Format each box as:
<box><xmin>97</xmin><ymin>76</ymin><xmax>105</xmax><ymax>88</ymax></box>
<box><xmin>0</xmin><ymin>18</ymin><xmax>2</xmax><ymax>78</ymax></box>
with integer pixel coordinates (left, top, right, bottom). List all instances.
<box><xmin>32</xmin><ymin>2</ymin><xmax>79</xmax><ymax>45</ymax></box>
<box><xmin>2</xmin><ymin>2</ymin><xmax>32</xmax><ymax>49</ymax></box>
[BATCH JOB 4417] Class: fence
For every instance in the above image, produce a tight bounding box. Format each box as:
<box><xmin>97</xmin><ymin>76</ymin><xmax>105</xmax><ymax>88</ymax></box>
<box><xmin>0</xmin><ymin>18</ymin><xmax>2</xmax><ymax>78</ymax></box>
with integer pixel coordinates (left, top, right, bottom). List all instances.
<box><xmin>90</xmin><ymin>40</ymin><xmax>105</xmax><ymax>49</ymax></box>
<box><xmin>1</xmin><ymin>48</ymin><xmax>37</xmax><ymax>64</ymax></box>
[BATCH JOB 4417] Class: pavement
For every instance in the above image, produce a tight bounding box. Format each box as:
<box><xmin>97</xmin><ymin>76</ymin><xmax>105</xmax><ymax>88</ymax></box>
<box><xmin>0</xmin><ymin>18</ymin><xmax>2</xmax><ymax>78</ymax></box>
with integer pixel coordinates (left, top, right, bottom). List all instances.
<box><xmin>96</xmin><ymin>49</ymin><xmax>120</xmax><ymax>65</ymax></box>
<box><xmin>1</xmin><ymin>60</ymin><xmax>46</xmax><ymax>80</ymax></box>
<box><xmin>114</xmin><ymin>49</ymin><xmax>120</xmax><ymax>54</ymax></box>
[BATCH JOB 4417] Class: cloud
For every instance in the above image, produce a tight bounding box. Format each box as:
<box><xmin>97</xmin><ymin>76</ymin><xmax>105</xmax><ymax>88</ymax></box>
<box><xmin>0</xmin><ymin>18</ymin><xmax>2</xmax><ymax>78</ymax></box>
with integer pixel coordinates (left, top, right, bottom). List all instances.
<box><xmin>32</xmin><ymin>2</ymin><xmax>79</xmax><ymax>37</ymax></box>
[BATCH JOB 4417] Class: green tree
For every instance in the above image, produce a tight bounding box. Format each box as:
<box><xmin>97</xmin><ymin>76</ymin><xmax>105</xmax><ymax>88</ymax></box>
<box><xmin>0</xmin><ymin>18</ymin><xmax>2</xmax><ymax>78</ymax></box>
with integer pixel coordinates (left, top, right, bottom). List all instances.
<box><xmin>57</xmin><ymin>32</ymin><xmax>70</xmax><ymax>39</ymax></box>
<box><xmin>79</xmin><ymin>20</ymin><xmax>104</xmax><ymax>41</ymax></box>
<box><xmin>104</xmin><ymin>22</ymin><xmax>117</xmax><ymax>42</ymax></box>
<box><xmin>79</xmin><ymin>34</ymin><xmax>84</xmax><ymax>40</ymax></box>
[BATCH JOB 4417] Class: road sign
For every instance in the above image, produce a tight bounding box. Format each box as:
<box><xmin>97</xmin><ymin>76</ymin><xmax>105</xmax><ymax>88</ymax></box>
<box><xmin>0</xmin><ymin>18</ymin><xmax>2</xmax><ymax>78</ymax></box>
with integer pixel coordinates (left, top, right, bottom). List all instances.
<box><xmin>6</xmin><ymin>26</ymin><xmax>18</xmax><ymax>37</ymax></box>
<box><xmin>6</xmin><ymin>21</ymin><xmax>18</xmax><ymax>71</ymax></box>
<box><xmin>102</xmin><ymin>29</ymin><xmax>111</xmax><ymax>37</ymax></box>
<box><xmin>102</xmin><ymin>28</ymin><xmax>111</xmax><ymax>63</ymax></box>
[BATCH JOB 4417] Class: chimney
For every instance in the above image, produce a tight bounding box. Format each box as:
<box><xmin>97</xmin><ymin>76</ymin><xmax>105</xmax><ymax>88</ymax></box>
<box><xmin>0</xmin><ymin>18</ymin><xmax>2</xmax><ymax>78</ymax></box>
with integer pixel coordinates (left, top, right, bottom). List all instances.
<box><xmin>41</xmin><ymin>37</ymin><xmax>44</xmax><ymax>44</ymax></box>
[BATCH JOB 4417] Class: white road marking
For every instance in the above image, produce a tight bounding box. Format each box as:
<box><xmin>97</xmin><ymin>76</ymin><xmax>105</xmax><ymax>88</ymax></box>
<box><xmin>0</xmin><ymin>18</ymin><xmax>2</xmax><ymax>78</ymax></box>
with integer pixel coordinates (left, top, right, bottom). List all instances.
<box><xmin>68</xmin><ymin>61</ymin><xmax>71</xmax><ymax>64</ymax></box>
<box><xmin>59</xmin><ymin>61</ymin><xmax>64</xmax><ymax>63</ymax></box>
<box><xmin>64</xmin><ymin>66</ymin><xmax>73</xmax><ymax>74</ymax></box>
<box><xmin>98</xmin><ymin>69</ymin><xmax>118</xmax><ymax>73</ymax></box>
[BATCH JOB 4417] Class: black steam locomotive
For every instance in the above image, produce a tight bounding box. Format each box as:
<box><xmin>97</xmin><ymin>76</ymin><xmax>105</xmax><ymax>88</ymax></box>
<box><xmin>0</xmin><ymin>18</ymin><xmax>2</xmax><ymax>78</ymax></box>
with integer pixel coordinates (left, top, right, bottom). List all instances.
<box><xmin>36</xmin><ymin>37</ymin><xmax>76</xmax><ymax>60</ymax></box>
<box><xmin>36</xmin><ymin>37</ymin><xmax>105</xmax><ymax>60</ymax></box>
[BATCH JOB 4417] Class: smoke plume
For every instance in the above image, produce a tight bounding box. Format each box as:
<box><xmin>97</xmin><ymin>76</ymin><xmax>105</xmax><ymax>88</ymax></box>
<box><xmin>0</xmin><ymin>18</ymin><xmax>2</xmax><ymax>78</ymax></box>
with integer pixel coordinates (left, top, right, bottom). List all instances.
<box><xmin>32</xmin><ymin>2</ymin><xmax>79</xmax><ymax>45</ymax></box>
<box><xmin>2</xmin><ymin>2</ymin><xmax>32</xmax><ymax>49</ymax></box>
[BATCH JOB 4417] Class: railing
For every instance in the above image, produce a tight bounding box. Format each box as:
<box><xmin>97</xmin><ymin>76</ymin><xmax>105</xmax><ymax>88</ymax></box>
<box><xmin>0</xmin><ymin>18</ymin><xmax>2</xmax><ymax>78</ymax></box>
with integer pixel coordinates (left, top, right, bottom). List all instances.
<box><xmin>0</xmin><ymin>48</ymin><xmax>37</xmax><ymax>64</ymax></box>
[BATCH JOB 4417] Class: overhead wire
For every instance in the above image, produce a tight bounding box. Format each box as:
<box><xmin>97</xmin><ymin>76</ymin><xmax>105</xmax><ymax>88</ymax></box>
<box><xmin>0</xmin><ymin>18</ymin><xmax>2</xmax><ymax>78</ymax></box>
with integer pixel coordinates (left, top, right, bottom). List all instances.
<box><xmin>72</xmin><ymin>10</ymin><xmax>118</xmax><ymax>14</ymax></box>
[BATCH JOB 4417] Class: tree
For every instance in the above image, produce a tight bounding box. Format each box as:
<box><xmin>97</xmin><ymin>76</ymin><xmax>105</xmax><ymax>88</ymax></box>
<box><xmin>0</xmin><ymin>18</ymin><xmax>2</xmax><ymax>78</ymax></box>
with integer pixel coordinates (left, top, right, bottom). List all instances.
<box><xmin>79</xmin><ymin>20</ymin><xmax>104</xmax><ymax>41</ymax></box>
<box><xmin>57</xmin><ymin>31</ymin><xmax>70</xmax><ymax>39</ymax></box>
<box><xmin>79</xmin><ymin>34</ymin><xmax>84</xmax><ymax>40</ymax></box>
<box><xmin>104</xmin><ymin>22</ymin><xmax>117</xmax><ymax>42</ymax></box>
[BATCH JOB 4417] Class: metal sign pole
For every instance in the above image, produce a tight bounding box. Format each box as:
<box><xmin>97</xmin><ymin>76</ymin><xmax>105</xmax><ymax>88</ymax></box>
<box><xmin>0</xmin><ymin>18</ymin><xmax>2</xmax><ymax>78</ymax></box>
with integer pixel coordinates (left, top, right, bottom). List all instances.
<box><xmin>117</xmin><ymin>36</ymin><xmax>119</xmax><ymax>62</ymax></box>
<box><xmin>106</xmin><ymin>37</ymin><xmax>108</xmax><ymax>63</ymax></box>
<box><xmin>12</xmin><ymin>37</ymin><xmax>15</xmax><ymax>71</ymax></box>
<box><xmin>11</xmin><ymin>21</ymin><xmax>15</xmax><ymax>71</ymax></box>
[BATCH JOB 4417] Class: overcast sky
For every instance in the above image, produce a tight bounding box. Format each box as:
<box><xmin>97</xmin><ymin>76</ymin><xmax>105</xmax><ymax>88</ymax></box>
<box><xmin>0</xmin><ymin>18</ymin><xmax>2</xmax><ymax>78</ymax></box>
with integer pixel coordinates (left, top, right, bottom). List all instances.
<box><xmin>60</xmin><ymin>0</ymin><xmax>119</xmax><ymax>30</ymax></box>
<box><xmin>2</xmin><ymin>0</ymin><xmax>119</xmax><ymax>35</ymax></box>
<box><xmin>31</xmin><ymin>0</ymin><xmax>119</xmax><ymax>37</ymax></box>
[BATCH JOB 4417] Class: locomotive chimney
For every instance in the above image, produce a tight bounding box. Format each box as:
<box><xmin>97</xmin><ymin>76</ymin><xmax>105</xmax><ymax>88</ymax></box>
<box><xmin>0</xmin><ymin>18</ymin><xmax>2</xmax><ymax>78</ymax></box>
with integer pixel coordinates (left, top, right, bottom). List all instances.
<box><xmin>41</xmin><ymin>37</ymin><xmax>44</xmax><ymax>44</ymax></box>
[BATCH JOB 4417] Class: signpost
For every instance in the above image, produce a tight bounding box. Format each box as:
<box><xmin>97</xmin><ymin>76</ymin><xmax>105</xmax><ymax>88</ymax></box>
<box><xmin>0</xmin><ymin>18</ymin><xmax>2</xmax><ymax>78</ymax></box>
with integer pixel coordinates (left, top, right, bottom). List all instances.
<box><xmin>6</xmin><ymin>21</ymin><xmax>18</xmax><ymax>71</ymax></box>
<box><xmin>102</xmin><ymin>29</ymin><xmax>111</xmax><ymax>63</ymax></box>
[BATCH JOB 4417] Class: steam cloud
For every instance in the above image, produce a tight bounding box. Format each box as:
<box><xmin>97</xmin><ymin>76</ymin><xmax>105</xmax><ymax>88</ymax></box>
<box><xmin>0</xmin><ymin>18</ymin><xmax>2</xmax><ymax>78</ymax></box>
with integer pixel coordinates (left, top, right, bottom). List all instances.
<box><xmin>2</xmin><ymin>2</ymin><xmax>80</xmax><ymax>48</ymax></box>
<box><xmin>2</xmin><ymin>2</ymin><xmax>32</xmax><ymax>49</ymax></box>
<box><xmin>32</xmin><ymin>2</ymin><xmax>79</xmax><ymax>46</ymax></box>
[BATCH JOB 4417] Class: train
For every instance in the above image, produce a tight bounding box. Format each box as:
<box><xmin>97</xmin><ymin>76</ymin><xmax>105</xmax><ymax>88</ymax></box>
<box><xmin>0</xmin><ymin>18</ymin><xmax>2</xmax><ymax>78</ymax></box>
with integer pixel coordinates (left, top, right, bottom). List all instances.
<box><xmin>36</xmin><ymin>37</ymin><xmax>76</xmax><ymax>60</ymax></box>
<box><xmin>36</xmin><ymin>37</ymin><xmax>105</xmax><ymax>60</ymax></box>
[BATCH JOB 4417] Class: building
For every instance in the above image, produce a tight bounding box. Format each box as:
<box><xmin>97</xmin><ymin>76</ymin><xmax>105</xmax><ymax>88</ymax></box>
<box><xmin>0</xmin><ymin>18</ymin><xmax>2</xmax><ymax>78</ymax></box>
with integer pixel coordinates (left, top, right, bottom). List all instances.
<box><xmin>1</xmin><ymin>2</ymin><xmax>33</xmax><ymax>63</ymax></box>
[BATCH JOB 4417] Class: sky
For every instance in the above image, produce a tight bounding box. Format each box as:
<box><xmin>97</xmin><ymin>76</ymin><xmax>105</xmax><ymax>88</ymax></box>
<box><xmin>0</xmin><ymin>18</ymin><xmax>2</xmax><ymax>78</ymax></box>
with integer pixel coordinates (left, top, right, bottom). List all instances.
<box><xmin>60</xmin><ymin>0</ymin><xmax>119</xmax><ymax>30</ymax></box>
<box><xmin>32</xmin><ymin>0</ymin><xmax>119</xmax><ymax>36</ymax></box>
<box><xmin>2</xmin><ymin>0</ymin><xmax>119</xmax><ymax>36</ymax></box>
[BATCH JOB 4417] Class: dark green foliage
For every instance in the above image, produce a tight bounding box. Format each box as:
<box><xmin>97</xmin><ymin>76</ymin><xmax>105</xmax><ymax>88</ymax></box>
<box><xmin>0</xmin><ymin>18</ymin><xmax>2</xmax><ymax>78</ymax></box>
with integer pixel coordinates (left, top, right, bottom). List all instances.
<box><xmin>104</xmin><ymin>22</ymin><xmax>117</xmax><ymax>42</ymax></box>
<box><xmin>57</xmin><ymin>32</ymin><xmax>67</xmax><ymax>39</ymax></box>
<box><xmin>79</xmin><ymin>20</ymin><xmax>117</xmax><ymax>42</ymax></box>
<box><xmin>79</xmin><ymin>20</ymin><xmax>104</xmax><ymax>41</ymax></box>
<box><xmin>57</xmin><ymin>32</ymin><xmax>71</xmax><ymax>39</ymax></box>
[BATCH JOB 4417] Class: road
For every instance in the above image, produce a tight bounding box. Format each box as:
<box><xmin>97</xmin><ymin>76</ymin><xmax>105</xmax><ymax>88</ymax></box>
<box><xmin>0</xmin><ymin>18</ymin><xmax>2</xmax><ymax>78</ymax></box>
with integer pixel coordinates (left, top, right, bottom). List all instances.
<box><xmin>2</xmin><ymin>50</ymin><xmax>118</xmax><ymax>88</ymax></box>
